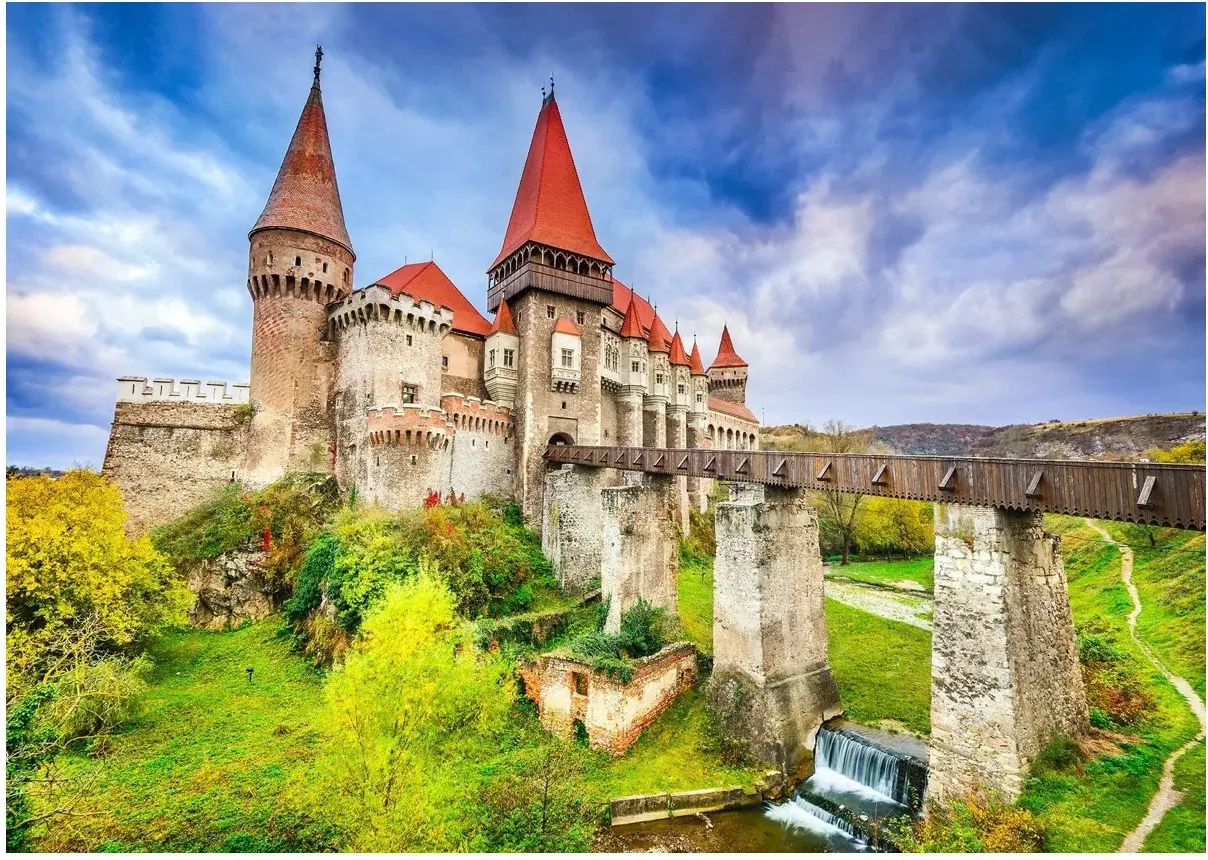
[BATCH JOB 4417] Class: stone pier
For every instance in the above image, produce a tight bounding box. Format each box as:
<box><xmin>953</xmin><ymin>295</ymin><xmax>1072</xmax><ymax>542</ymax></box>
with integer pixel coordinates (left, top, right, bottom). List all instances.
<box><xmin>929</xmin><ymin>504</ymin><xmax>1088</xmax><ymax>802</ymax></box>
<box><xmin>708</xmin><ymin>484</ymin><xmax>842</xmax><ymax>778</ymax></box>
<box><xmin>600</xmin><ymin>472</ymin><xmax>678</xmax><ymax>633</ymax></box>
<box><xmin>542</xmin><ymin>465</ymin><xmax>612</xmax><ymax>595</ymax></box>
<box><xmin>666</xmin><ymin>405</ymin><xmax>690</xmax><ymax>534</ymax></box>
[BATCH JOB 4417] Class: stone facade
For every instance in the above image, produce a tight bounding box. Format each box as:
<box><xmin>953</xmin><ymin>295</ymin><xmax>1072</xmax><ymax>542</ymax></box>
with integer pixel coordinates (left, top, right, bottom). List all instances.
<box><xmin>709</xmin><ymin>484</ymin><xmax>842</xmax><ymax>779</ymax></box>
<box><xmin>600</xmin><ymin>473</ymin><xmax>679</xmax><ymax>633</ymax></box>
<box><xmin>520</xmin><ymin>642</ymin><xmax>698</xmax><ymax>755</ymax></box>
<box><xmin>929</xmin><ymin>504</ymin><xmax>1088</xmax><ymax>802</ymax></box>
<box><xmin>542</xmin><ymin>464</ymin><xmax>616</xmax><ymax>594</ymax></box>
<box><xmin>102</xmin><ymin>398</ymin><xmax>248</xmax><ymax>534</ymax></box>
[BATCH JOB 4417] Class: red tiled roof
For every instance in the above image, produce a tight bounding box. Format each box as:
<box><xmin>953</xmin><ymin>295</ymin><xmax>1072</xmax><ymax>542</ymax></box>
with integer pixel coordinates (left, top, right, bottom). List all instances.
<box><xmin>688</xmin><ymin>340</ymin><xmax>706</xmax><ymax>375</ymax></box>
<box><xmin>372</xmin><ymin>261</ymin><xmax>491</xmax><ymax>337</ymax></box>
<box><xmin>490</xmin><ymin>94</ymin><xmax>613</xmax><ymax>270</ymax></box>
<box><xmin>610</xmin><ymin>278</ymin><xmax>661</xmax><ymax>335</ymax></box>
<box><xmin>489</xmin><ymin>300</ymin><xmax>518</xmax><ymax>336</ymax></box>
<box><xmin>709</xmin><ymin>324</ymin><xmax>748</xmax><ymax>369</ymax></box>
<box><xmin>619</xmin><ymin>294</ymin><xmax>644</xmax><ymax>339</ymax></box>
<box><xmin>553</xmin><ymin>317</ymin><xmax>583</xmax><ymax>336</ymax></box>
<box><xmin>647</xmin><ymin>315</ymin><xmax>671</xmax><ymax>353</ymax></box>
<box><xmin>668</xmin><ymin>331</ymin><xmax>690</xmax><ymax>366</ymax></box>
<box><xmin>250</xmin><ymin>74</ymin><xmax>353</xmax><ymax>256</ymax></box>
<box><xmin>708</xmin><ymin>396</ymin><xmax>758</xmax><ymax>423</ymax></box>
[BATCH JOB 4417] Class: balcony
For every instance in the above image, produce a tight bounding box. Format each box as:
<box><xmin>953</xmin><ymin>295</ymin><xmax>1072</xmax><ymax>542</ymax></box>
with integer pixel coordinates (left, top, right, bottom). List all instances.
<box><xmin>488</xmin><ymin>260</ymin><xmax>614</xmax><ymax>312</ymax></box>
<box><xmin>551</xmin><ymin>365</ymin><xmax>580</xmax><ymax>393</ymax></box>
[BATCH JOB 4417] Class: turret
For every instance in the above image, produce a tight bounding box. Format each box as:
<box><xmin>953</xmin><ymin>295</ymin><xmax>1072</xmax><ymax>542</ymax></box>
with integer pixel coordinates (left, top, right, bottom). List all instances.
<box><xmin>619</xmin><ymin>295</ymin><xmax>647</xmax><ymax>394</ymax></box>
<box><xmin>244</xmin><ymin>47</ymin><xmax>354</xmax><ymax>484</ymax></box>
<box><xmin>645</xmin><ymin>315</ymin><xmax>672</xmax><ymax>402</ymax></box>
<box><xmin>668</xmin><ymin>329</ymin><xmax>691</xmax><ymax>411</ymax></box>
<box><xmin>688</xmin><ymin>338</ymin><xmax>708</xmax><ymax>417</ymax></box>
<box><xmin>484</xmin><ymin>300</ymin><xmax>520</xmax><ymax>407</ymax></box>
<box><xmin>707</xmin><ymin>324</ymin><xmax>748</xmax><ymax>406</ymax></box>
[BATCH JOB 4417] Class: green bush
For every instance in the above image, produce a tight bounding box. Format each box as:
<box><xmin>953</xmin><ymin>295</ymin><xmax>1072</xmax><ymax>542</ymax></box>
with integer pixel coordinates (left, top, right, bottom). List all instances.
<box><xmin>566</xmin><ymin>598</ymin><xmax>680</xmax><ymax>682</ymax></box>
<box><xmin>1030</xmin><ymin>736</ymin><xmax>1083</xmax><ymax>778</ymax></box>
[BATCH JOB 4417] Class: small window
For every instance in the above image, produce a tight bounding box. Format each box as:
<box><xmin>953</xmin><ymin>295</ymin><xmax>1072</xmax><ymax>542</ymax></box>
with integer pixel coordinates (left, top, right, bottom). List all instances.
<box><xmin>503</xmin><ymin>349</ymin><xmax>515</xmax><ymax>368</ymax></box>
<box><xmin>295</xmin><ymin>256</ymin><xmax>301</xmax><ymax>266</ymax></box>
<box><xmin>631</xmin><ymin>360</ymin><xmax>640</xmax><ymax>374</ymax></box>
<box><xmin>406</xmin><ymin>335</ymin><xmax>413</xmax><ymax>346</ymax></box>
<box><xmin>571</xmin><ymin>671</ymin><xmax>588</xmax><ymax>696</ymax></box>
<box><xmin>322</xmin><ymin>262</ymin><xmax>328</xmax><ymax>273</ymax></box>
<box><xmin>488</xmin><ymin>349</ymin><xmax>496</xmax><ymax>369</ymax></box>
<box><xmin>561</xmin><ymin>401</ymin><xmax>567</xmax><ymax>410</ymax></box>
<box><xmin>561</xmin><ymin>348</ymin><xmax>574</xmax><ymax>368</ymax></box>
<box><xmin>442</xmin><ymin>356</ymin><xmax>449</xmax><ymax>370</ymax></box>
<box><xmin>411</xmin><ymin>454</ymin><xmax>417</xmax><ymax>465</ymax></box>
<box><xmin>696</xmin><ymin>393</ymin><xmax>703</xmax><ymax>403</ymax></box>
<box><xmin>656</xmin><ymin>373</ymin><xmax>664</xmax><ymax>385</ymax></box>
<box><xmin>266</xmin><ymin>252</ymin><xmax>273</xmax><ymax>266</ymax></box>
<box><xmin>576</xmin><ymin>310</ymin><xmax>585</xmax><ymax>325</ymax></box>
<box><xmin>547</xmin><ymin>305</ymin><xmax>556</xmax><ymax>319</ymax></box>
<box><xmin>401</xmin><ymin>384</ymin><xmax>417</xmax><ymax>404</ymax></box>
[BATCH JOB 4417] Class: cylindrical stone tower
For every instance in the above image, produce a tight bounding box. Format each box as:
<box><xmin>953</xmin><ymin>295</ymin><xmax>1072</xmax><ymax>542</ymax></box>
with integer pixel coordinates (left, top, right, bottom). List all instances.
<box><xmin>244</xmin><ymin>47</ymin><xmax>355</xmax><ymax>485</ymax></box>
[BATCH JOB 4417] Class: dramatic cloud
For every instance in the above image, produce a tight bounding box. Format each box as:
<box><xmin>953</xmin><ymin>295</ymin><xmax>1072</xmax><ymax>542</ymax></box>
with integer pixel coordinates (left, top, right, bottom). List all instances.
<box><xmin>6</xmin><ymin>3</ymin><xmax>1205</xmax><ymax>468</ymax></box>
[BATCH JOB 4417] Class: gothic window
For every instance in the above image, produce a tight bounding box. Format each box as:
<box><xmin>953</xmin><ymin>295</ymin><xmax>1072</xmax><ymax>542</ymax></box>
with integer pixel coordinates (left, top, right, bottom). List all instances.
<box><xmin>547</xmin><ymin>305</ymin><xmax>556</xmax><ymax>319</ymax></box>
<box><xmin>401</xmin><ymin>384</ymin><xmax>417</xmax><ymax>404</ymax></box>
<box><xmin>561</xmin><ymin>348</ymin><xmax>574</xmax><ymax>368</ymax></box>
<box><xmin>576</xmin><ymin>310</ymin><xmax>586</xmax><ymax>325</ymax></box>
<box><xmin>488</xmin><ymin>349</ymin><xmax>496</xmax><ymax>369</ymax></box>
<box><xmin>503</xmin><ymin>348</ymin><xmax>515</xmax><ymax>368</ymax></box>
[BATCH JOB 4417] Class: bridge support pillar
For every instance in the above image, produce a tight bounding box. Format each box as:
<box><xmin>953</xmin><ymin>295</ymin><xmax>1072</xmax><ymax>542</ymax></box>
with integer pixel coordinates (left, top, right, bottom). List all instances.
<box><xmin>708</xmin><ymin>484</ymin><xmax>841</xmax><ymax>778</ymax></box>
<box><xmin>601</xmin><ymin>472</ymin><xmax>679</xmax><ymax>633</ymax></box>
<box><xmin>930</xmin><ymin>504</ymin><xmax>1087</xmax><ymax>803</ymax></box>
<box><xmin>542</xmin><ymin>465</ymin><xmax>614</xmax><ymax>595</ymax></box>
<box><xmin>686</xmin><ymin>412</ymin><xmax>710</xmax><ymax>515</ymax></box>
<box><xmin>667</xmin><ymin>406</ymin><xmax>690</xmax><ymax>534</ymax></box>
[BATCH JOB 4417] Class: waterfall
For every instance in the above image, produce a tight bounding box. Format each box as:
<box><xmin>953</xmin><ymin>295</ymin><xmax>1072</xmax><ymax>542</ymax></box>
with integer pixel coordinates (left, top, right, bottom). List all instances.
<box><xmin>815</xmin><ymin>727</ymin><xmax>922</xmax><ymax>809</ymax></box>
<box><xmin>764</xmin><ymin>797</ymin><xmax>868</xmax><ymax>852</ymax></box>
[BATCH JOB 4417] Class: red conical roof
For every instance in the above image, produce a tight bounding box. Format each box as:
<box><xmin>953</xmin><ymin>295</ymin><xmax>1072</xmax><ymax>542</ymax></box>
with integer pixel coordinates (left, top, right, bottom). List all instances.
<box><xmin>668</xmin><ymin>330</ymin><xmax>690</xmax><ymax>366</ymax></box>
<box><xmin>373</xmin><ymin>261</ymin><xmax>490</xmax><ymax>337</ymax></box>
<box><xmin>250</xmin><ymin>58</ymin><xmax>353</xmax><ymax>256</ymax></box>
<box><xmin>553</xmin><ymin>317</ymin><xmax>584</xmax><ymax>336</ymax></box>
<box><xmin>619</xmin><ymin>295</ymin><xmax>645</xmax><ymax>339</ymax></box>
<box><xmin>710</xmin><ymin>325</ymin><xmax>748</xmax><ymax>369</ymax></box>
<box><xmin>489</xmin><ymin>299</ymin><xmax>518</xmax><ymax>336</ymax></box>
<box><xmin>647</xmin><ymin>315</ymin><xmax>671</xmax><ymax>353</ymax></box>
<box><xmin>689</xmin><ymin>340</ymin><xmax>706</xmax><ymax>375</ymax></box>
<box><xmin>489</xmin><ymin>93</ymin><xmax>613</xmax><ymax>271</ymax></box>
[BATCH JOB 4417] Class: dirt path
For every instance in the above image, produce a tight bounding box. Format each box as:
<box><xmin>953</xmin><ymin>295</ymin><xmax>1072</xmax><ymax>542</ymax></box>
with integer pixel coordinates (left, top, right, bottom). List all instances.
<box><xmin>1083</xmin><ymin>519</ymin><xmax>1206</xmax><ymax>852</ymax></box>
<box><xmin>823</xmin><ymin>580</ymin><xmax>932</xmax><ymax>631</ymax></box>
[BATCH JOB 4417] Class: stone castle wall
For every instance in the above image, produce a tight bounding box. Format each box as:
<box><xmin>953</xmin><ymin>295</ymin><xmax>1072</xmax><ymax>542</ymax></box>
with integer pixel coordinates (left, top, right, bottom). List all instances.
<box><xmin>102</xmin><ymin>390</ymin><xmax>249</xmax><ymax>534</ymax></box>
<box><xmin>444</xmin><ymin>394</ymin><xmax>514</xmax><ymax>499</ymax></box>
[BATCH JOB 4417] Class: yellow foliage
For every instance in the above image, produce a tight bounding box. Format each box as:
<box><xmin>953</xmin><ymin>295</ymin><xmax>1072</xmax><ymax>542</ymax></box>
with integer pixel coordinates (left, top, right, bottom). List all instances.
<box><xmin>855</xmin><ymin>497</ymin><xmax>934</xmax><ymax>558</ymax></box>
<box><xmin>6</xmin><ymin>470</ymin><xmax>191</xmax><ymax>693</ymax></box>
<box><xmin>895</xmin><ymin>788</ymin><xmax>1043</xmax><ymax>852</ymax></box>
<box><xmin>1146</xmin><ymin>440</ymin><xmax>1206</xmax><ymax>464</ymax></box>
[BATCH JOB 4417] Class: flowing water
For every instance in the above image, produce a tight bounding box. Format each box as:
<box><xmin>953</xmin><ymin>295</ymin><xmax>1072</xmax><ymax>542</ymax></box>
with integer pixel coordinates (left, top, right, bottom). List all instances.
<box><xmin>604</xmin><ymin>724</ymin><xmax>927</xmax><ymax>853</ymax></box>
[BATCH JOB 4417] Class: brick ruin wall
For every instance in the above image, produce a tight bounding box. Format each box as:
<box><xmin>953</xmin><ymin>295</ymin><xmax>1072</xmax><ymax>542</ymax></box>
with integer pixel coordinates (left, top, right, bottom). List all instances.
<box><xmin>102</xmin><ymin>399</ymin><xmax>248</xmax><ymax>534</ymax></box>
<box><xmin>521</xmin><ymin>642</ymin><xmax>698</xmax><ymax>755</ymax></box>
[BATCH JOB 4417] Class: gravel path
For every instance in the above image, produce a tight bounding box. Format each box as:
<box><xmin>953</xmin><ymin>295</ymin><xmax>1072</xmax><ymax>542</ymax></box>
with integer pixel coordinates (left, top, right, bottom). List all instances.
<box><xmin>824</xmin><ymin>579</ymin><xmax>933</xmax><ymax>631</ymax></box>
<box><xmin>1083</xmin><ymin>520</ymin><xmax>1206</xmax><ymax>853</ymax></box>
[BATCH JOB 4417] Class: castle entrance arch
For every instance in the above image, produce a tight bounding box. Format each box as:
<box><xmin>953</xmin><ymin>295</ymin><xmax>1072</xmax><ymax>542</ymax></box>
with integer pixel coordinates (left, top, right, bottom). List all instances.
<box><xmin>548</xmin><ymin>432</ymin><xmax>575</xmax><ymax>446</ymax></box>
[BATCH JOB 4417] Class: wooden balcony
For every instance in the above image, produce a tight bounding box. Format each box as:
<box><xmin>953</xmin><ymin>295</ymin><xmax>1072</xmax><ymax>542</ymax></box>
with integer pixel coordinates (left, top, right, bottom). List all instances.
<box><xmin>487</xmin><ymin>260</ymin><xmax>614</xmax><ymax>312</ymax></box>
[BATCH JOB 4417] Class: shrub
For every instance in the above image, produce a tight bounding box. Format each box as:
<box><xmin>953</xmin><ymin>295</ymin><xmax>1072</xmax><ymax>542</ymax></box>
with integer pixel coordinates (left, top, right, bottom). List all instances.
<box><xmin>1075</xmin><ymin>625</ymin><xmax>1155</xmax><ymax>726</ymax></box>
<box><xmin>893</xmin><ymin>789</ymin><xmax>1043</xmax><ymax>852</ymax></box>
<box><xmin>566</xmin><ymin>598</ymin><xmax>679</xmax><ymax>682</ymax></box>
<box><xmin>1030</xmin><ymin>735</ymin><xmax>1083</xmax><ymax>778</ymax></box>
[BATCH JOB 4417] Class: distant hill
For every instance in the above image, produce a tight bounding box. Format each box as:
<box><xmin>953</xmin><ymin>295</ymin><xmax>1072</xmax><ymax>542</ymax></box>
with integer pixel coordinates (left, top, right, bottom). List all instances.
<box><xmin>761</xmin><ymin>413</ymin><xmax>1206</xmax><ymax>461</ymax></box>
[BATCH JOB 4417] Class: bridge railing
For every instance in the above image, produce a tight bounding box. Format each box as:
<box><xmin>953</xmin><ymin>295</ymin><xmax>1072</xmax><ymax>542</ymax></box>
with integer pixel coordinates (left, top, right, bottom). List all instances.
<box><xmin>543</xmin><ymin>445</ymin><xmax>1205</xmax><ymax>531</ymax></box>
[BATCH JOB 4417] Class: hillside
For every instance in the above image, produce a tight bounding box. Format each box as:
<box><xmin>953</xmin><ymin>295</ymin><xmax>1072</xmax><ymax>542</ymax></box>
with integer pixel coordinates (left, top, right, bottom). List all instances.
<box><xmin>762</xmin><ymin>413</ymin><xmax>1205</xmax><ymax>461</ymax></box>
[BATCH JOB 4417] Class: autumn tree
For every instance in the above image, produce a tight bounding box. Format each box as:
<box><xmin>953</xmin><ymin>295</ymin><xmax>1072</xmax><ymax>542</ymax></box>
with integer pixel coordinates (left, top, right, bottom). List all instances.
<box><xmin>812</xmin><ymin>420</ymin><xmax>873</xmax><ymax>565</ymax></box>
<box><xmin>855</xmin><ymin>498</ymin><xmax>934</xmax><ymax>559</ymax></box>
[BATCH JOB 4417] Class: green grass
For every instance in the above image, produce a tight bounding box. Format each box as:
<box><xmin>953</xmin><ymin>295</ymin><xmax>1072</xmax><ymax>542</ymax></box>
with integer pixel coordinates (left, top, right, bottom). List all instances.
<box><xmin>826</xmin><ymin>557</ymin><xmax>934</xmax><ymax>592</ymax></box>
<box><xmin>1142</xmin><ymin>739</ymin><xmax>1206</xmax><ymax>853</ymax></box>
<box><xmin>677</xmin><ymin>557</ymin><xmax>932</xmax><ymax>736</ymax></box>
<box><xmin>30</xmin><ymin>621</ymin><xmax>332</xmax><ymax>852</ymax></box>
<box><xmin>1019</xmin><ymin>517</ymin><xmax>1205</xmax><ymax>852</ymax></box>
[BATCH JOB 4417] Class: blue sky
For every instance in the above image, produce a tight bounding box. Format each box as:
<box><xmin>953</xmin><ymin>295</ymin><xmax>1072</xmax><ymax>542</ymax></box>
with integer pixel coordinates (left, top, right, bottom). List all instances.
<box><xmin>6</xmin><ymin>2</ymin><xmax>1206</xmax><ymax>469</ymax></box>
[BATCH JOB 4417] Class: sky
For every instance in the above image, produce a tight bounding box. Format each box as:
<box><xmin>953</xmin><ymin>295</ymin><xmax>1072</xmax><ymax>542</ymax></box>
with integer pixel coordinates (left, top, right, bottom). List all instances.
<box><xmin>6</xmin><ymin>2</ymin><xmax>1206</xmax><ymax>469</ymax></box>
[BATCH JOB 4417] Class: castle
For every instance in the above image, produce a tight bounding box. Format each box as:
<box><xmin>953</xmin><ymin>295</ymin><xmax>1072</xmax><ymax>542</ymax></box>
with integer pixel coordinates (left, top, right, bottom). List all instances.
<box><xmin>102</xmin><ymin>51</ymin><xmax>758</xmax><ymax>532</ymax></box>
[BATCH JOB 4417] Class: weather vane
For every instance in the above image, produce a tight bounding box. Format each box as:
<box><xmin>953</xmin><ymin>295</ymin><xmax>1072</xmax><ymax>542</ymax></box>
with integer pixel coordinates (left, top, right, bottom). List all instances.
<box><xmin>314</xmin><ymin>45</ymin><xmax>323</xmax><ymax>84</ymax></box>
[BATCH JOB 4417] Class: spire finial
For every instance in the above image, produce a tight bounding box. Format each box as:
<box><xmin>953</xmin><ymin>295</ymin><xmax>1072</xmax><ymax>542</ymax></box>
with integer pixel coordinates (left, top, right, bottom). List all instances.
<box><xmin>313</xmin><ymin>45</ymin><xmax>323</xmax><ymax>86</ymax></box>
<box><xmin>550</xmin><ymin>75</ymin><xmax>555</xmax><ymax>96</ymax></box>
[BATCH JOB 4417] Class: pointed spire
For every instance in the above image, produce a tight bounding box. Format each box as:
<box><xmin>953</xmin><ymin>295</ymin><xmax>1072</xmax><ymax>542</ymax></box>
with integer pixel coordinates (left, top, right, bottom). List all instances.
<box><xmin>619</xmin><ymin>294</ymin><xmax>645</xmax><ymax>339</ymax></box>
<box><xmin>647</xmin><ymin>314</ymin><xmax>671</xmax><ymax>353</ymax></box>
<box><xmin>489</xmin><ymin>91</ymin><xmax>613</xmax><ymax>271</ymax></box>
<box><xmin>710</xmin><ymin>324</ymin><xmax>748</xmax><ymax>369</ymax></box>
<box><xmin>489</xmin><ymin>300</ymin><xmax>518</xmax><ymax>336</ymax></box>
<box><xmin>668</xmin><ymin>330</ymin><xmax>689</xmax><ymax>366</ymax></box>
<box><xmin>250</xmin><ymin>47</ymin><xmax>353</xmax><ymax>256</ymax></box>
<box><xmin>688</xmin><ymin>339</ymin><xmax>706</xmax><ymax>375</ymax></box>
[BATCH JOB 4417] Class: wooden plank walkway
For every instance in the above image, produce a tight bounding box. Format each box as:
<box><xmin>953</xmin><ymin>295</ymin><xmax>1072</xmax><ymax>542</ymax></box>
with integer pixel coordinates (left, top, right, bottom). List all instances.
<box><xmin>543</xmin><ymin>445</ymin><xmax>1206</xmax><ymax>531</ymax></box>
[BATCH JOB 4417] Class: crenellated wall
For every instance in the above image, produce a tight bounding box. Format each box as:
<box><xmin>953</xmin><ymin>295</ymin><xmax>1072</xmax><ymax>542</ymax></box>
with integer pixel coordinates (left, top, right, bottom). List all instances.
<box><xmin>442</xmin><ymin>394</ymin><xmax>514</xmax><ymax>499</ymax></box>
<box><xmin>103</xmin><ymin>378</ymin><xmax>250</xmax><ymax>534</ymax></box>
<box><xmin>363</xmin><ymin>405</ymin><xmax>454</xmax><ymax>509</ymax></box>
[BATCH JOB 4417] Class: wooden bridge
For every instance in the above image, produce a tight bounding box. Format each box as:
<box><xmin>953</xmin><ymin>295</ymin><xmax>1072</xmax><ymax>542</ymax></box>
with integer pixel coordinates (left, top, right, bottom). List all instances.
<box><xmin>544</xmin><ymin>445</ymin><xmax>1206</xmax><ymax>531</ymax></box>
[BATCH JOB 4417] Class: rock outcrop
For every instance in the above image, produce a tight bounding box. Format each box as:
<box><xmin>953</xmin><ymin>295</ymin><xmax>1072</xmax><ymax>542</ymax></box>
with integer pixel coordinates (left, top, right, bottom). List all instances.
<box><xmin>186</xmin><ymin>548</ymin><xmax>276</xmax><ymax>630</ymax></box>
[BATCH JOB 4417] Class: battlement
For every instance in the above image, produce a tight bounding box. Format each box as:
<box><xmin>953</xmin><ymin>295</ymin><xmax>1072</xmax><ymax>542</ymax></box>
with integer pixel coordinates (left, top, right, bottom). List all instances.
<box><xmin>366</xmin><ymin>404</ymin><xmax>455</xmax><ymax>447</ymax></box>
<box><xmin>116</xmin><ymin>377</ymin><xmax>251</xmax><ymax>405</ymax></box>
<box><xmin>440</xmin><ymin>393</ymin><xmax>514</xmax><ymax>437</ymax></box>
<box><xmin>328</xmin><ymin>283</ymin><xmax>453</xmax><ymax>337</ymax></box>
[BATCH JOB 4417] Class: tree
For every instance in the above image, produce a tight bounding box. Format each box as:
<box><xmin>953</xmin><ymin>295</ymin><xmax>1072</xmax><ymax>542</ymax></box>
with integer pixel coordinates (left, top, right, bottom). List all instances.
<box><xmin>1145</xmin><ymin>440</ymin><xmax>1206</xmax><ymax>464</ymax></box>
<box><xmin>478</xmin><ymin>739</ymin><xmax>596</xmax><ymax>851</ymax></box>
<box><xmin>855</xmin><ymin>498</ymin><xmax>934</xmax><ymax>559</ymax></box>
<box><xmin>312</xmin><ymin>573</ymin><xmax>514</xmax><ymax>850</ymax></box>
<box><xmin>812</xmin><ymin>420</ymin><xmax>873</xmax><ymax>565</ymax></box>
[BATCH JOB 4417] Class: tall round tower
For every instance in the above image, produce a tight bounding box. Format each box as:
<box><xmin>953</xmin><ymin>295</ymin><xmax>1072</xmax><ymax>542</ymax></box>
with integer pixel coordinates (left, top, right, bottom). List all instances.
<box><xmin>244</xmin><ymin>47</ymin><xmax>355</xmax><ymax>485</ymax></box>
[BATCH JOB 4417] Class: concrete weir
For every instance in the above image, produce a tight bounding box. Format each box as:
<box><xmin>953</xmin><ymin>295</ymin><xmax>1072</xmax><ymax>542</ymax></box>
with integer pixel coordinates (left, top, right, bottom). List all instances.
<box><xmin>708</xmin><ymin>483</ymin><xmax>842</xmax><ymax>778</ymax></box>
<box><xmin>929</xmin><ymin>504</ymin><xmax>1088</xmax><ymax>802</ymax></box>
